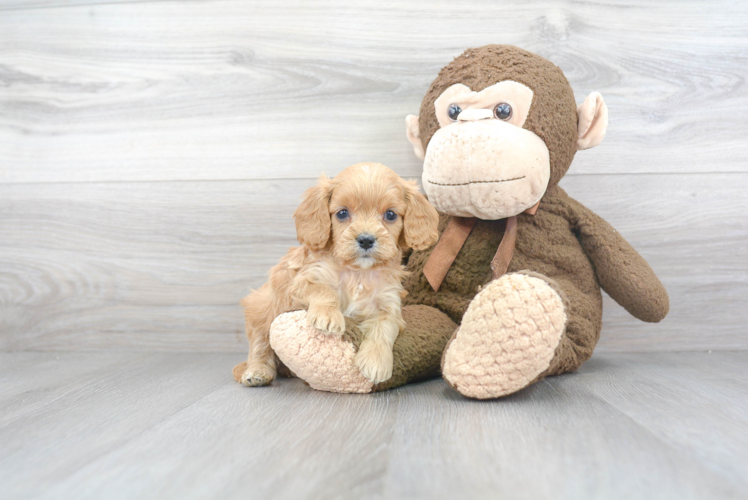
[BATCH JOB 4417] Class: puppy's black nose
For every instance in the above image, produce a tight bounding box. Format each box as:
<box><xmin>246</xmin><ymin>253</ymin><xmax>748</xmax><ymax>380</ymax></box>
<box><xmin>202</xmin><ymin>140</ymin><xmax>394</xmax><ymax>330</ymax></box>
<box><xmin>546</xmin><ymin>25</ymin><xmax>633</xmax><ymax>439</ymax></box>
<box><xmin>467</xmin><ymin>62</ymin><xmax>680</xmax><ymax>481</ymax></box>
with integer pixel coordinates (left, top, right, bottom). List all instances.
<box><xmin>357</xmin><ymin>234</ymin><xmax>375</xmax><ymax>250</ymax></box>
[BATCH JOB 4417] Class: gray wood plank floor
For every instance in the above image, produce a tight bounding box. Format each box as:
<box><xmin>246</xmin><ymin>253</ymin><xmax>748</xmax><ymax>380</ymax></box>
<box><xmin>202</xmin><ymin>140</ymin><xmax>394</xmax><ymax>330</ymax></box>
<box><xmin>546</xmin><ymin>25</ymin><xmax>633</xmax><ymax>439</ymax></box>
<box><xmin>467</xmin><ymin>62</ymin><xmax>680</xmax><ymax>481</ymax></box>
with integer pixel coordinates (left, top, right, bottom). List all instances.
<box><xmin>1</xmin><ymin>351</ymin><xmax>746</xmax><ymax>500</ymax></box>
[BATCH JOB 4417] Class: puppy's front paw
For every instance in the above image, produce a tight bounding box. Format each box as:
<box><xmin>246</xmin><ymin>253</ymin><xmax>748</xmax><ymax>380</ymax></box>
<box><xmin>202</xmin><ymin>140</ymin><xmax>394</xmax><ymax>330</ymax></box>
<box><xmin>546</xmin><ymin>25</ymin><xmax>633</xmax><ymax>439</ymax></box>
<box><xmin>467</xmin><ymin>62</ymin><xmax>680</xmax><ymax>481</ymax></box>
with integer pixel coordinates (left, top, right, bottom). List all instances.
<box><xmin>307</xmin><ymin>305</ymin><xmax>346</xmax><ymax>335</ymax></box>
<box><xmin>240</xmin><ymin>364</ymin><xmax>276</xmax><ymax>387</ymax></box>
<box><xmin>354</xmin><ymin>340</ymin><xmax>393</xmax><ymax>384</ymax></box>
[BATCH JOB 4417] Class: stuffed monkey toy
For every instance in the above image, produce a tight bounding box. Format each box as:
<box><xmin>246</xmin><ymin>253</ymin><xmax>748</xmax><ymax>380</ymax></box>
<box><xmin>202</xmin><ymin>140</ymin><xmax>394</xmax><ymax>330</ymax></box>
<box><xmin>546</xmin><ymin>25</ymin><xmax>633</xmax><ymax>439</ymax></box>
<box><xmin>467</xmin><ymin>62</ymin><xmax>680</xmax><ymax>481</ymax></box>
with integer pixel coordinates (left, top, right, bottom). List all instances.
<box><xmin>263</xmin><ymin>45</ymin><xmax>669</xmax><ymax>399</ymax></box>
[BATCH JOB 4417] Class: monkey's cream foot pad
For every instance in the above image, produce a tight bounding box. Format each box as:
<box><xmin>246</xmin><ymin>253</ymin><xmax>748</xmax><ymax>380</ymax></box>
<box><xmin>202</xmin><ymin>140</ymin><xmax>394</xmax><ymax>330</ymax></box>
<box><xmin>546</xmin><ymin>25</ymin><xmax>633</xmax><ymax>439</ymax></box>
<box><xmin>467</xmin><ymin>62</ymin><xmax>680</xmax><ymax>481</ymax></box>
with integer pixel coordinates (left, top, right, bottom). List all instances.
<box><xmin>269</xmin><ymin>310</ymin><xmax>374</xmax><ymax>394</ymax></box>
<box><xmin>442</xmin><ymin>273</ymin><xmax>567</xmax><ymax>399</ymax></box>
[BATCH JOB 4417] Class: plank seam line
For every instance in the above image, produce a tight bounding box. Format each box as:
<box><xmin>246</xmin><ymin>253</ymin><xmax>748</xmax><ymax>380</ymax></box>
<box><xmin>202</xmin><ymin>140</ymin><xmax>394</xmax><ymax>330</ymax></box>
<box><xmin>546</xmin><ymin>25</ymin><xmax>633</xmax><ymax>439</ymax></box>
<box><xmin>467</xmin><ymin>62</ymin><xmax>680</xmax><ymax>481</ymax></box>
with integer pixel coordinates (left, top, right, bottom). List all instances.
<box><xmin>1</xmin><ymin>171</ymin><xmax>745</xmax><ymax>187</ymax></box>
<box><xmin>0</xmin><ymin>0</ymin><xmax>173</xmax><ymax>13</ymax></box>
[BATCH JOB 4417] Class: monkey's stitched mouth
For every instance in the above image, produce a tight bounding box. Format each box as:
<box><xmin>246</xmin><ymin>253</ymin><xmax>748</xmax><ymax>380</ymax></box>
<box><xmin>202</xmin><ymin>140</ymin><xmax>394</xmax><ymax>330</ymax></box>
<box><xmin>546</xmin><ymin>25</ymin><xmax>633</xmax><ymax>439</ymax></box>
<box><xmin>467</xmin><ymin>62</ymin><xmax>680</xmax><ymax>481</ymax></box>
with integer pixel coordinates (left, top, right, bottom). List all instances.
<box><xmin>427</xmin><ymin>176</ymin><xmax>526</xmax><ymax>187</ymax></box>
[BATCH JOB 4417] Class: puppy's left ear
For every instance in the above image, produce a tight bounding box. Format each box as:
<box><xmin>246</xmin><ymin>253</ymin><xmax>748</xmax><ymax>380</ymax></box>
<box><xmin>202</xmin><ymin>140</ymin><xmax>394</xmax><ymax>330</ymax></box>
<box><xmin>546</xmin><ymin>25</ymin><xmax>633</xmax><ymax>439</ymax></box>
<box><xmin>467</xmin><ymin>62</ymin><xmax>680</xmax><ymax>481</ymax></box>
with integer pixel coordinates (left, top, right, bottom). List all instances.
<box><xmin>400</xmin><ymin>179</ymin><xmax>439</xmax><ymax>251</ymax></box>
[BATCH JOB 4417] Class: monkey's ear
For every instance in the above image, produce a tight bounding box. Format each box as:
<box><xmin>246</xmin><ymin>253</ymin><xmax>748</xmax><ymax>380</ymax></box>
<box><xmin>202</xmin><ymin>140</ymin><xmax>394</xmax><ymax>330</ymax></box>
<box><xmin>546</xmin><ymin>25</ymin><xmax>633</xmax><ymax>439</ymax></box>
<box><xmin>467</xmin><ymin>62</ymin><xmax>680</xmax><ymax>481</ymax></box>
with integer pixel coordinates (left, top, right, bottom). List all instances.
<box><xmin>400</xmin><ymin>179</ymin><xmax>439</xmax><ymax>251</ymax></box>
<box><xmin>576</xmin><ymin>92</ymin><xmax>608</xmax><ymax>151</ymax></box>
<box><xmin>405</xmin><ymin>115</ymin><xmax>425</xmax><ymax>160</ymax></box>
<box><xmin>294</xmin><ymin>175</ymin><xmax>333</xmax><ymax>250</ymax></box>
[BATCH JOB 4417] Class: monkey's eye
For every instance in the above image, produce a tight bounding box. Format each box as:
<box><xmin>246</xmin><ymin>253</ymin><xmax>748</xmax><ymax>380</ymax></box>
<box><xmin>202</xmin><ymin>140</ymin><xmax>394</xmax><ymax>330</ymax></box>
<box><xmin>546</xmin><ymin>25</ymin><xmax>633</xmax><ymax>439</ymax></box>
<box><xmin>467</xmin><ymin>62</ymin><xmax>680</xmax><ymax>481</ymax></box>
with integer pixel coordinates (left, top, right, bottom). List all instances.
<box><xmin>384</xmin><ymin>210</ymin><xmax>398</xmax><ymax>222</ymax></box>
<box><xmin>336</xmin><ymin>209</ymin><xmax>349</xmax><ymax>221</ymax></box>
<box><xmin>447</xmin><ymin>104</ymin><xmax>462</xmax><ymax>121</ymax></box>
<box><xmin>494</xmin><ymin>103</ymin><xmax>512</xmax><ymax>120</ymax></box>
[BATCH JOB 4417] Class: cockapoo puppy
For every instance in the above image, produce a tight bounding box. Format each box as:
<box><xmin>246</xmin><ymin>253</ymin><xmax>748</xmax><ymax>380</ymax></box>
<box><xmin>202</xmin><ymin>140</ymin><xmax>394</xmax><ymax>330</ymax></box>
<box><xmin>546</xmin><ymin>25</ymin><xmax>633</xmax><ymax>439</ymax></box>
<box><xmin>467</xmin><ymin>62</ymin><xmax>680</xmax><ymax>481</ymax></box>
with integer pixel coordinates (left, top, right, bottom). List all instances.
<box><xmin>234</xmin><ymin>162</ymin><xmax>439</xmax><ymax>387</ymax></box>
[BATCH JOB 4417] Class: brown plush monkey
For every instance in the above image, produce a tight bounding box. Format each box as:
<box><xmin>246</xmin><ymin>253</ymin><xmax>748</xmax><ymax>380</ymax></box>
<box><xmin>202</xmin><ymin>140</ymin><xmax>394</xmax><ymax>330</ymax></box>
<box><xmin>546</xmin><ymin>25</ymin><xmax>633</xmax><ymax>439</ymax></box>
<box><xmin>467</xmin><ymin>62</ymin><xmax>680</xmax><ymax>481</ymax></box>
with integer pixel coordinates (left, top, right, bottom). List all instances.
<box><xmin>266</xmin><ymin>45</ymin><xmax>669</xmax><ymax>398</ymax></box>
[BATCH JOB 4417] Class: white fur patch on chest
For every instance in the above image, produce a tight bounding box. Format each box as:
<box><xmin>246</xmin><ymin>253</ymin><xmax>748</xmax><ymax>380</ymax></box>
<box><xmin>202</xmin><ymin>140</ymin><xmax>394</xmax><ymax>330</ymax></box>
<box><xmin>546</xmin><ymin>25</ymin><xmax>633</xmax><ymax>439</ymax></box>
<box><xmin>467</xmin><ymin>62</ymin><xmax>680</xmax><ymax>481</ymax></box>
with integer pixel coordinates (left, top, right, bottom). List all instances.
<box><xmin>338</xmin><ymin>270</ymin><xmax>383</xmax><ymax>320</ymax></box>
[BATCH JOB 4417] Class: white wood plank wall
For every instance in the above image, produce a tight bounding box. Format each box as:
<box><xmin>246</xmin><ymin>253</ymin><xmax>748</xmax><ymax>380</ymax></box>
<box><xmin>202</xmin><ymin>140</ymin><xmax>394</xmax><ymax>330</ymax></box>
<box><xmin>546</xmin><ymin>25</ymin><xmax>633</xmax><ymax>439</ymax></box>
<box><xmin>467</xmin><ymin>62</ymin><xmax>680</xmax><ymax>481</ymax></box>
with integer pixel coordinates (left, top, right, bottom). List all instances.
<box><xmin>0</xmin><ymin>0</ymin><xmax>746</xmax><ymax>352</ymax></box>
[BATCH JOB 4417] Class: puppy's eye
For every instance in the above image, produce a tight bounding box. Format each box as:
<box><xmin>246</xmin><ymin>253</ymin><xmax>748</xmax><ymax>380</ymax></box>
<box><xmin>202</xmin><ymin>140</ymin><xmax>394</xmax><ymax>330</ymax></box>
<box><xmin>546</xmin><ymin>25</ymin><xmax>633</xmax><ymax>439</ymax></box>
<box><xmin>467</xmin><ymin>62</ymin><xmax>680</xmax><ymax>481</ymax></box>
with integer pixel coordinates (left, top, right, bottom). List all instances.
<box><xmin>447</xmin><ymin>104</ymin><xmax>462</xmax><ymax>121</ymax></box>
<box><xmin>336</xmin><ymin>209</ymin><xmax>349</xmax><ymax>221</ymax></box>
<box><xmin>494</xmin><ymin>103</ymin><xmax>512</xmax><ymax>120</ymax></box>
<box><xmin>384</xmin><ymin>210</ymin><xmax>398</xmax><ymax>222</ymax></box>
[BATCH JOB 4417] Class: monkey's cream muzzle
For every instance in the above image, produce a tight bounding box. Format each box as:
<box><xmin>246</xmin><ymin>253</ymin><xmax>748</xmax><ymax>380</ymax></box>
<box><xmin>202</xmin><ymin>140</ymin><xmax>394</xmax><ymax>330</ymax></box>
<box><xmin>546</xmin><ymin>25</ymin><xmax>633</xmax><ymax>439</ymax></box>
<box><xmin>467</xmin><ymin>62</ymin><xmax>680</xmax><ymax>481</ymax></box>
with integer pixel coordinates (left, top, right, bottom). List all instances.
<box><xmin>422</xmin><ymin>119</ymin><xmax>550</xmax><ymax>220</ymax></box>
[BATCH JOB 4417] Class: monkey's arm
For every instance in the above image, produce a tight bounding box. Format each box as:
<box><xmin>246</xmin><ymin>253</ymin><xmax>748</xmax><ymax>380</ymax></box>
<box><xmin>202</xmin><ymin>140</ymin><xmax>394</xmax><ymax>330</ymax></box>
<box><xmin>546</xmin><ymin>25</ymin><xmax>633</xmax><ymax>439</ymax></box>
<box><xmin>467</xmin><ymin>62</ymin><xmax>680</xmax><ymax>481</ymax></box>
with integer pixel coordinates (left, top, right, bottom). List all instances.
<box><xmin>563</xmin><ymin>193</ymin><xmax>669</xmax><ymax>322</ymax></box>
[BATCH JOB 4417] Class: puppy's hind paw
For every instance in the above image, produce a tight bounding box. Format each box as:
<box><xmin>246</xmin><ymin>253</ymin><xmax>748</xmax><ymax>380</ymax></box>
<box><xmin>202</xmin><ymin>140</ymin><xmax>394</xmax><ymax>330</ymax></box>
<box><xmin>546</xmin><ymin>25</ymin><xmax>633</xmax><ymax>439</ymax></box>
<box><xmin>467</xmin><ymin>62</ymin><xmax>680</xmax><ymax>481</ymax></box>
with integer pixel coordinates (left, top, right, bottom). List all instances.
<box><xmin>354</xmin><ymin>340</ymin><xmax>393</xmax><ymax>384</ymax></box>
<box><xmin>240</xmin><ymin>365</ymin><xmax>276</xmax><ymax>387</ymax></box>
<box><xmin>307</xmin><ymin>305</ymin><xmax>346</xmax><ymax>335</ymax></box>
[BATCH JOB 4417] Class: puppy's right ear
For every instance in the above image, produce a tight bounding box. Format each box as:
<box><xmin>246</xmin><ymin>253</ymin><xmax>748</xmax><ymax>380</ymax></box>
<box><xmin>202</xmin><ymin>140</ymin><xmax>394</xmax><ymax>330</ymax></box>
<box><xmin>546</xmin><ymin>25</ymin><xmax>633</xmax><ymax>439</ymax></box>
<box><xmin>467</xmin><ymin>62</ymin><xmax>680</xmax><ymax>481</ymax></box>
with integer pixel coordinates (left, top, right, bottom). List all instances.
<box><xmin>294</xmin><ymin>175</ymin><xmax>333</xmax><ymax>250</ymax></box>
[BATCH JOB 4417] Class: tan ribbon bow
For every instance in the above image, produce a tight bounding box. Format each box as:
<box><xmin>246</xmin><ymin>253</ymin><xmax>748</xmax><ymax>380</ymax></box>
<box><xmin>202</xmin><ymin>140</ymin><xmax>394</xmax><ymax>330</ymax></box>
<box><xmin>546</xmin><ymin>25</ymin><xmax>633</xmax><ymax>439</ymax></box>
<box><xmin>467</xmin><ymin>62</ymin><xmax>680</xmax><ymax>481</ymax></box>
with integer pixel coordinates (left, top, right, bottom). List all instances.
<box><xmin>423</xmin><ymin>201</ymin><xmax>539</xmax><ymax>292</ymax></box>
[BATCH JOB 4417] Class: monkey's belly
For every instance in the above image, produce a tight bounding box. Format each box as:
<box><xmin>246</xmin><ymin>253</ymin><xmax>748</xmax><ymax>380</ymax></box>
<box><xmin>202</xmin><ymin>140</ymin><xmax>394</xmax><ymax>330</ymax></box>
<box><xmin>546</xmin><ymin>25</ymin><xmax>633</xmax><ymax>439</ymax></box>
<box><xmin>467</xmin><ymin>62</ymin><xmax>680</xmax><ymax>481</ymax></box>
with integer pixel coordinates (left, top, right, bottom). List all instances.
<box><xmin>403</xmin><ymin>210</ymin><xmax>600</xmax><ymax>325</ymax></box>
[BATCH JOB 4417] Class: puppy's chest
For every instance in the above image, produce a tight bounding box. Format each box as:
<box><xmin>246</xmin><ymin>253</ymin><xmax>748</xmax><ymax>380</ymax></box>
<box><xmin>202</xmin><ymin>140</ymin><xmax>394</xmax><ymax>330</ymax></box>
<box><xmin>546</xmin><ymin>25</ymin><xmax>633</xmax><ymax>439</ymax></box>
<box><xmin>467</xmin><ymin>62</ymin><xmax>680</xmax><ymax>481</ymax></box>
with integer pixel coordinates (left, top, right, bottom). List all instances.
<box><xmin>337</xmin><ymin>271</ymin><xmax>396</xmax><ymax>320</ymax></box>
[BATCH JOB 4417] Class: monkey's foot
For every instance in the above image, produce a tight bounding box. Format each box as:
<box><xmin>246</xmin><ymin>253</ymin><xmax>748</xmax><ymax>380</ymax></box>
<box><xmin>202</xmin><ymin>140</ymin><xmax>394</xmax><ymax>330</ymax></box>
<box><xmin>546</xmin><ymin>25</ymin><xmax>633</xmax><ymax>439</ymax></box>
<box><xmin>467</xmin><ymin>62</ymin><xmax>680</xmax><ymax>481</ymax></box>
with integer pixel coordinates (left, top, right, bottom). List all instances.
<box><xmin>441</xmin><ymin>272</ymin><xmax>567</xmax><ymax>399</ymax></box>
<box><xmin>269</xmin><ymin>311</ymin><xmax>374</xmax><ymax>394</ymax></box>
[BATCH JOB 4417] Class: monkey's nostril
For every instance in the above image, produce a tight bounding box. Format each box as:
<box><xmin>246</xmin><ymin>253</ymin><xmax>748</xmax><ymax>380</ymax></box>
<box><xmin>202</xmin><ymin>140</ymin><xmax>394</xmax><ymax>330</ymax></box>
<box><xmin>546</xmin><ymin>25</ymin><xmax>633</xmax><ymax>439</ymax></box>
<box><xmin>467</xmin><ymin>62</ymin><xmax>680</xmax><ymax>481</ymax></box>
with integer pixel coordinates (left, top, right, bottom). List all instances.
<box><xmin>357</xmin><ymin>235</ymin><xmax>375</xmax><ymax>250</ymax></box>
